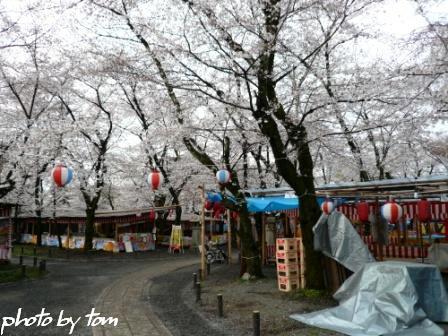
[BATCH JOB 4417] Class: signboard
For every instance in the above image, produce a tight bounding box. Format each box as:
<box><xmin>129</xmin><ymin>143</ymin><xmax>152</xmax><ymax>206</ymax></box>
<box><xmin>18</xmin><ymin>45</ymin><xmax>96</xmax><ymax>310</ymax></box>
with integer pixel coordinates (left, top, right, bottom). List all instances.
<box><xmin>0</xmin><ymin>217</ymin><xmax>11</xmax><ymax>261</ymax></box>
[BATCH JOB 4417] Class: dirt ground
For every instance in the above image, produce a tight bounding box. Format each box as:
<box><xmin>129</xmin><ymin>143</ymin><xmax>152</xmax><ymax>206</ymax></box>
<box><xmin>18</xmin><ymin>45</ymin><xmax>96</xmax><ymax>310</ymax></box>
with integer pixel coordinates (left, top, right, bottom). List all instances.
<box><xmin>182</xmin><ymin>263</ymin><xmax>343</xmax><ymax>336</ymax></box>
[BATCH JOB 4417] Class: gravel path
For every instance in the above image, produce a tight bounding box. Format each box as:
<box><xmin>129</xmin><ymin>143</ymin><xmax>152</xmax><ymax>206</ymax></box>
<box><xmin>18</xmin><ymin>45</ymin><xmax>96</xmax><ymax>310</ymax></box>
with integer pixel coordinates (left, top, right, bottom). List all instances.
<box><xmin>147</xmin><ymin>265</ymin><xmax>228</xmax><ymax>336</ymax></box>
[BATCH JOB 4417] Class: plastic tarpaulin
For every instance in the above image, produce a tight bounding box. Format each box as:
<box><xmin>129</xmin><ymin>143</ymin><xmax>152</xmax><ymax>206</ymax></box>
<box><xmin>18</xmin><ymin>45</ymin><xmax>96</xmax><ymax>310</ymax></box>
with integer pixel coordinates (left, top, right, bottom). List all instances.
<box><xmin>246</xmin><ymin>197</ymin><xmax>299</xmax><ymax>212</ymax></box>
<box><xmin>429</xmin><ymin>243</ymin><xmax>448</xmax><ymax>269</ymax></box>
<box><xmin>206</xmin><ymin>191</ymin><xmax>350</xmax><ymax>213</ymax></box>
<box><xmin>313</xmin><ymin>211</ymin><xmax>375</xmax><ymax>272</ymax></box>
<box><xmin>291</xmin><ymin>261</ymin><xmax>448</xmax><ymax>336</ymax></box>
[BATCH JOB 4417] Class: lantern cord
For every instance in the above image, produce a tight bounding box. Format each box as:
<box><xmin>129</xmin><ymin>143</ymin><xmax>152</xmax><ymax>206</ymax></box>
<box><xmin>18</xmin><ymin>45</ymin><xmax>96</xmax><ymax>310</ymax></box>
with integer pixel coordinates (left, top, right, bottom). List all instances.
<box><xmin>96</xmin><ymin>204</ymin><xmax>183</xmax><ymax>215</ymax></box>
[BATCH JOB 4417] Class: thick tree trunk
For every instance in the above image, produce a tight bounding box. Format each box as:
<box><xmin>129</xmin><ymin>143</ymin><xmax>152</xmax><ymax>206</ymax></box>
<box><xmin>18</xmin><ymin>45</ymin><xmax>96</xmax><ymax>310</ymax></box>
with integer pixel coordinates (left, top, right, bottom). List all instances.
<box><xmin>84</xmin><ymin>208</ymin><xmax>95</xmax><ymax>251</ymax></box>
<box><xmin>174</xmin><ymin>205</ymin><xmax>182</xmax><ymax>226</ymax></box>
<box><xmin>35</xmin><ymin>211</ymin><xmax>42</xmax><ymax>246</ymax></box>
<box><xmin>296</xmin><ymin>128</ymin><xmax>325</xmax><ymax>289</ymax></box>
<box><xmin>238</xmin><ymin>205</ymin><xmax>263</xmax><ymax>277</ymax></box>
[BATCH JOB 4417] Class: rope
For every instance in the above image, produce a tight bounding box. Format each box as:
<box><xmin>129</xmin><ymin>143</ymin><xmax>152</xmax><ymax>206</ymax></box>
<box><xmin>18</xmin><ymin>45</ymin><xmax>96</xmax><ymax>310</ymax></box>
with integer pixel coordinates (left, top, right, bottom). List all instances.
<box><xmin>241</xmin><ymin>255</ymin><xmax>260</xmax><ymax>260</ymax></box>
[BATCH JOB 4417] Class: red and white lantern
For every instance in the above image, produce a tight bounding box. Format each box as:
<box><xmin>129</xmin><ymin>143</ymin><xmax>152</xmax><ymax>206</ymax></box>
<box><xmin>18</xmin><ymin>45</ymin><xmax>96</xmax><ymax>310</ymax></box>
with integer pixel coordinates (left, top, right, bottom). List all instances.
<box><xmin>321</xmin><ymin>199</ymin><xmax>335</xmax><ymax>215</ymax></box>
<box><xmin>381</xmin><ymin>201</ymin><xmax>403</xmax><ymax>224</ymax></box>
<box><xmin>148</xmin><ymin>170</ymin><xmax>164</xmax><ymax>190</ymax></box>
<box><xmin>357</xmin><ymin>201</ymin><xmax>370</xmax><ymax>222</ymax></box>
<box><xmin>216</xmin><ymin>169</ymin><xmax>231</xmax><ymax>185</ymax></box>
<box><xmin>51</xmin><ymin>164</ymin><xmax>74</xmax><ymax>187</ymax></box>
<box><xmin>417</xmin><ymin>199</ymin><xmax>431</xmax><ymax>223</ymax></box>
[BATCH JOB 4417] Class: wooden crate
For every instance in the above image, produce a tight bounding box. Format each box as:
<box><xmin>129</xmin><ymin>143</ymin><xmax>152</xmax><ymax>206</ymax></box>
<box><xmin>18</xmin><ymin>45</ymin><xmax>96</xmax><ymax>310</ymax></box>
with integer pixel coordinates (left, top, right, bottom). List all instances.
<box><xmin>277</xmin><ymin>267</ymin><xmax>299</xmax><ymax>278</ymax></box>
<box><xmin>296</xmin><ymin>238</ymin><xmax>306</xmax><ymax>288</ymax></box>
<box><xmin>276</xmin><ymin>251</ymin><xmax>299</xmax><ymax>265</ymax></box>
<box><xmin>278</xmin><ymin>275</ymin><xmax>300</xmax><ymax>292</ymax></box>
<box><xmin>276</xmin><ymin>238</ymin><xmax>297</xmax><ymax>252</ymax></box>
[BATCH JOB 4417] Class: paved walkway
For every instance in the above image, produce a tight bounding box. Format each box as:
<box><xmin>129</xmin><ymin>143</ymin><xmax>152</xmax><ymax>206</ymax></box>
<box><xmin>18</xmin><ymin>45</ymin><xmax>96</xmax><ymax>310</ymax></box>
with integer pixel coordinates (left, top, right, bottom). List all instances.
<box><xmin>92</xmin><ymin>258</ymin><xmax>197</xmax><ymax>336</ymax></box>
<box><xmin>0</xmin><ymin>252</ymin><xmax>198</xmax><ymax>336</ymax></box>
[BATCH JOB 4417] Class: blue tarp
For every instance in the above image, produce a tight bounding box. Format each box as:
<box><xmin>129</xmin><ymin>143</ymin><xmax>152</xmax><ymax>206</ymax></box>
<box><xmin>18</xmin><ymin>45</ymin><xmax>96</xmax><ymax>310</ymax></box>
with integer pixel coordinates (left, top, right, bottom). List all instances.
<box><xmin>206</xmin><ymin>192</ymin><xmax>347</xmax><ymax>213</ymax></box>
<box><xmin>246</xmin><ymin>197</ymin><xmax>299</xmax><ymax>212</ymax></box>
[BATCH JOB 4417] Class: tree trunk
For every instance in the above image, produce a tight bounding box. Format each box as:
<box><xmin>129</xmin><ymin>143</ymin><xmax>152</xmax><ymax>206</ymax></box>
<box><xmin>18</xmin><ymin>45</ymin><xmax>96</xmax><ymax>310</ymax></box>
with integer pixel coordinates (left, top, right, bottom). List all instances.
<box><xmin>296</xmin><ymin>128</ymin><xmax>325</xmax><ymax>289</ymax></box>
<box><xmin>238</xmin><ymin>205</ymin><xmax>263</xmax><ymax>277</ymax></box>
<box><xmin>34</xmin><ymin>176</ymin><xmax>42</xmax><ymax>246</ymax></box>
<box><xmin>84</xmin><ymin>208</ymin><xmax>95</xmax><ymax>251</ymax></box>
<box><xmin>174</xmin><ymin>205</ymin><xmax>182</xmax><ymax>226</ymax></box>
<box><xmin>35</xmin><ymin>210</ymin><xmax>42</xmax><ymax>246</ymax></box>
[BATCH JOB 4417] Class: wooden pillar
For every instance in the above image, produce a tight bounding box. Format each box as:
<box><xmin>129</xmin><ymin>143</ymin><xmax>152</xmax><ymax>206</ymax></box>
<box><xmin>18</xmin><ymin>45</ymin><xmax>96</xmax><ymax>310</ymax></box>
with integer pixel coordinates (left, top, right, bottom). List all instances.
<box><xmin>227</xmin><ymin>210</ymin><xmax>232</xmax><ymax>264</ymax></box>
<box><xmin>375</xmin><ymin>197</ymin><xmax>384</xmax><ymax>261</ymax></box>
<box><xmin>236</xmin><ymin>216</ymin><xmax>241</xmax><ymax>250</ymax></box>
<box><xmin>416</xmin><ymin>217</ymin><xmax>424</xmax><ymax>263</ymax></box>
<box><xmin>115</xmin><ymin>223</ymin><xmax>119</xmax><ymax>242</ymax></box>
<box><xmin>397</xmin><ymin>216</ymin><xmax>402</xmax><ymax>245</ymax></box>
<box><xmin>261</xmin><ymin>214</ymin><xmax>266</xmax><ymax>265</ymax></box>
<box><xmin>294</xmin><ymin>210</ymin><xmax>299</xmax><ymax>237</ymax></box>
<box><xmin>199</xmin><ymin>186</ymin><xmax>206</xmax><ymax>280</ymax></box>
<box><xmin>67</xmin><ymin>223</ymin><xmax>71</xmax><ymax>249</ymax></box>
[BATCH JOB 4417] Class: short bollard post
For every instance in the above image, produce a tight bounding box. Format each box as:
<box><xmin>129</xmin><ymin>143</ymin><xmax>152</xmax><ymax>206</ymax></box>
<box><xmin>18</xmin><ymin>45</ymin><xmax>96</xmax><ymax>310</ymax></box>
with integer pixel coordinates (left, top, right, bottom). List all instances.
<box><xmin>21</xmin><ymin>265</ymin><xmax>26</xmax><ymax>278</ymax></box>
<box><xmin>193</xmin><ymin>273</ymin><xmax>197</xmax><ymax>289</ymax></box>
<box><xmin>19</xmin><ymin>255</ymin><xmax>23</xmax><ymax>265</ymax></box>
<box><xmin>33</xmin><ymin>256</ymin><xmax>37</xmax><ymax>267</ymax></box>
<box><xmin>21</xmin><ymin>247</ymin><xmax>24</xmax><ymax>255</ymax></box>
<box><xmin>253</xmin><ymin>311</ymin><xmax>260</xmax><ymax>336</ymax></box>
<box><xmin>48</xmin><ymin>248</ymin><xmax>52</xmax><ymax>258</ymax></box>
<box><xmin>195</xmin><ymin>282</ymin><xmax>201</xmax><ymax>303</ymax></box>
<box><xmin>217</xmin><ymin>294</ymin><xmax>223</xmax><ymax>317</ymax></box>
<box><xmin>39</xmin><ymin>260</ymin><xmax>46</xmax><ymax>273</ymax></box>
<box><xmin>207</xmin><ymin>263</ymin><xmax>211</xmax><ymax>275</ymax></box>
<box><xmin>33</xmin><ymin>247</ymin><xmax>37</xmax><ymax>256</ymax></box>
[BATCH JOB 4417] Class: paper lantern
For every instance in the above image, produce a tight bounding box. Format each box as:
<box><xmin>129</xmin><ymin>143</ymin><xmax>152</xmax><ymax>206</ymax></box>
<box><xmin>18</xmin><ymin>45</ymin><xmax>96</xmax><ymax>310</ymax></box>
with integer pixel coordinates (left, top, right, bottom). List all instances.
<box><xmin>149</xmin><ymin>209</ymin><xmax>156</xmax><ymax>222</ymax></box>
<box><xmin>148</xmin><ymin>170</ymin><xmax>164</xmax><ymax>190</ymax></box>
<box><xmin>357</xmin><ymin>201</ymin><xmax>370</xmax><ymax>222</ymax></box>
<box><xmin>321</xmin><ymin>199</ymin><xmax>334</xmax><ymax>215</ymax></box>
<box><xmin>213</xmin><ymin>202</ymin><xmax>225</xmax><ymax>218</ymax></box>
<box><xmin>51</xmin><ymin>164</ymin><xmax>73</xmax><ymax>187</ymax></box>
<box><xmin>381</xmin><ymin>201</ymin><xmax>403</xmax><ymax>224</ymax></box>
<box><xmin>205</xmin><ymin>200</ymin><xmax>214</xmax><ymax>210</ymax></box>
<box><xmin>417</xmin><ymin>199</ymin><xmax>431</xmax><ymax>223</ymax></box>
<box><xmin>216</xmin><ymin>169</ymin><xmax>231</xmax><ymax>184</ymax></box>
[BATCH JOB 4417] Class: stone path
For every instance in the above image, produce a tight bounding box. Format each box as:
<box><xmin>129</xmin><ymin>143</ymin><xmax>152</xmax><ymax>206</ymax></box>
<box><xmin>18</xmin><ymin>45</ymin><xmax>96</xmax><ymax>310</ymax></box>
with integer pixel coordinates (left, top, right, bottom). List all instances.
<box><xmin>92</xmin><ymin>258</ymin><xmax>197</xmax><ymax>336</ymax></box>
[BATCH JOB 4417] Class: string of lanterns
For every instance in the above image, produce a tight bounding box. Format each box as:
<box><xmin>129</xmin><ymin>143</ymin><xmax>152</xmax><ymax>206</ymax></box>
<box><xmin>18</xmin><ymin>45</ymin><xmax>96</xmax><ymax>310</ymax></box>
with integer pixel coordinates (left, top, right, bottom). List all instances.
<box><xmin>323</xmin><ymin>196</ymin><xmax>435</xmax><ymax>224</ymax></box>
<box><xmin>50</xmin><ymin>163</ymin><xmax>439</xmax><ymax>225</ymax></box>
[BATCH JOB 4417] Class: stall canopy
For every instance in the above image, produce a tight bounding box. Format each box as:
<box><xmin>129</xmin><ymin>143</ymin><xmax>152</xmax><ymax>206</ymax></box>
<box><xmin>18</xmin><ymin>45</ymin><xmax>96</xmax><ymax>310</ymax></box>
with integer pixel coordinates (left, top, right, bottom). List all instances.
<box><xmin>247</xmin><ymin>197</ymin><xmax>299</xmax><ymax>213</ymax></box>
<box><xmin>206</xmin><ymin>192</ymin><xmax>342</xmax><ymax>213</ymax></box>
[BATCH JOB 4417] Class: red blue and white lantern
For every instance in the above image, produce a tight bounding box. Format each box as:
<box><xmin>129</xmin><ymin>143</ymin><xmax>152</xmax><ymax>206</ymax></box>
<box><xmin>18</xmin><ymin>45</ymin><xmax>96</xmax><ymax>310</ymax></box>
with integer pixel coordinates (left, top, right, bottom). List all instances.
<box><xmin>381</xmin><ymin>201</ymin><xmax>403</xmax><ymax>224</ymax></box>
<box><xmin>216</xmin><ymin>169</ymin><xmax>231</xmax><ymax>185</ymax></box>
<box><xmin>148</xmin><ymin>170</ymin><xmax>164</xmax><ymax>191</ymax></box>
<box><xmin>51</xmin><ymin>164</ymin><xmax>73</xmax><ymax>187</ymax></box>
<box><xmin>321</xmin><ymin>199</ymin><xmax>335</xmax><ymax>215</ymax></box>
